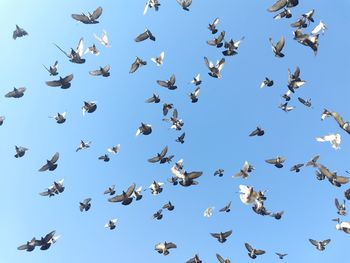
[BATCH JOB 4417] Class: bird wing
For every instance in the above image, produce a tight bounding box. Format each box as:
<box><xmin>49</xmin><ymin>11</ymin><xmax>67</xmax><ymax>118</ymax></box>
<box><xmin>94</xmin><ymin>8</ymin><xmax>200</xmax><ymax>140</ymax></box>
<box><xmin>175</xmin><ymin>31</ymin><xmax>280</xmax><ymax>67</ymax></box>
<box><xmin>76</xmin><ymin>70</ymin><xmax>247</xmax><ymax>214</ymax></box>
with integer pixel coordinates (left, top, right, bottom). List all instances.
<box><xmin>143</xmin><ymin>1</ymin><xmax>150</xmax><ymax>15</ymax></box>
<box><xmin>89</xmin><ymin>69</ymin><xmax>102</xmax><ymax>76</ymax></box>
<box><xmin>62</xmin><ymin>74</ymin><xmax>74</xmax><ymax>83</ymax></box>
<box><xmin>255</xmin><ymin>249</ymin><xmax>266</xmax><ymax>255</ymax></box>
<box><xmin>265</xmin><ymin>158</ymin><xmax>277</xmax><ymax>164</ymax></box>
<box><xmin>160</xmin><ymin>146</ymin><xmax>168</xmax><ymax>158</ymax></box>
<box><xmin>91</xmin><ymin>6</ymin><xmax>103</xmax><ymax>20</ymax></box>
<box><xmin>125</xmin><ymin>183</ymin><xmax>136</xmax><ymax>197</ymax></box>
<box><xmin>267</xmin><ymin>0</ymin><xmax>287</xmax><ymax>12</ymax></box>
<box><xmin>166</xmin><ymin>242</ymin><xmax>177</xmax><ymax>249</ymax></box>
<box><xmin>216</xmin><ymin>253</ymin><xmax>225</xmax><ymax>263</ymax></box>
<box><xmin>129</xmin><ymin>59</ymin><xmax>140</xmax><ymax>73</ymax></box>
<box><xmin>54</xmin><ymin>43</ymin><xmax>70</xmax><ymax>58</ymax></box>
<box><xmin>76</xmin><ymin>38</ymin><xmax>84</xmax><ymax>57</ymax></box>
<box><xmin>135</xmin><ymin>31</ymin><xmax>149</xmax><ymax>42</ymax></box>
<box><xmin>223</xmin><ymin>230</ymin><xmax>232</xmax><ymax>238</ymax></box>
<box><xmin>46</xmin><ymin>80</ymin><xmax>62</xmax><ymax>87</ymax></box>
<box><xmin>71</xmin><ymin>14</ymin><xmax>90</xmax><ymax>23</ymax></box>
<box><xmin>275</xmin><ymin>36</ymin><xmax>285</xmax><ymax>52</ymax></box>
<box><xmin>187</xmin><ymin>171</ymin><xmax>203</xmax><ymax>179</ymax></box>
<box><xmin>309</xmin><ymin>239</ymin><xmax>318</xmax><ymax>246</ymax></box>
<box><xmin>50</xmin><ymin>152</ymin><xmax>60</xmax><ymax>163</ymax></box>
<box><xmin>322</xmin><ymin>239</ymin><xmax>331</xmax><ymax>246</ymax></box>
<box><xmin>245</xmin><ymin>243</ymin><xmax>253</xmax><ymax>252</ymax></box>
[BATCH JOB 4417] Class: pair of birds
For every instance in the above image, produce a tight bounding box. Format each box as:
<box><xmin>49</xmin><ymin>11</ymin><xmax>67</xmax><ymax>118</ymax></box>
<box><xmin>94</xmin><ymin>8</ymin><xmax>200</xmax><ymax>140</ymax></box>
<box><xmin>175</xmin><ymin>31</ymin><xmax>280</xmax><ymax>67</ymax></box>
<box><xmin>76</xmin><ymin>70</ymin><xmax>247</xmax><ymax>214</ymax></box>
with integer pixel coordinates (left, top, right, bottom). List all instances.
<box><xmin>40</xmin><ymin>179</ymin><xmax>65</xmax><ymax>197</ymax></box>
<box><xmin>18</xmin><ymin>231</ymin><xmax>59</xmax><ymax>252</ymax></box>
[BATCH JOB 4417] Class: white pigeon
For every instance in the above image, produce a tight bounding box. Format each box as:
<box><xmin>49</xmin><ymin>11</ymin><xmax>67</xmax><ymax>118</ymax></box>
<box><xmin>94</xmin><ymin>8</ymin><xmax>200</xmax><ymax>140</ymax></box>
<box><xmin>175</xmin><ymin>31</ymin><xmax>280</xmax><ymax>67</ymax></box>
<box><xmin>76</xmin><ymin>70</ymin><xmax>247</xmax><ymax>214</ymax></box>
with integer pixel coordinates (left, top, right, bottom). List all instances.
<box><xmin>316</xmin><ymin>134</ymin><xmax>341</xmax><ymax>150</ymax></box>
<box><xmin>335</xmin><ymin>220</ymin><xmax>350</xmax><ymax>234</ymax></box>
<box><xmin>190</xmin><ymin>73</ymin><xmax>201</xmax><ymax>86</ymax></box>
<box><xmin>107</xmin><ymin>144</ymin><xmax>121</xmax><ymax>154</ymax></box>
<box><xmin>94</xmin><ymin>30</ymin><xmax>111</xmax><ymax>47</ymax></box>
<box><xmin>203</xmin><ymin>207</ymin><xmax>214</xmax><ymax>217</ymax></box>
<box><xmin>312</xmin><ymin>21</ymin><xmax>327</xmax><ymax>35</ymax></box>
<box><xmin>151</xmin><ymin>51</ymin><xmax>164</xmax><ymax>66</ymax></box>
<box><xmin>149</xmin><ymin>181</ymin><xmax>164</xmax><ymax>195</ymax></box>
<box><xmin>239</xmin><ymin>185</ymin><xmax>258</xmax><ymax>205</ymax></box>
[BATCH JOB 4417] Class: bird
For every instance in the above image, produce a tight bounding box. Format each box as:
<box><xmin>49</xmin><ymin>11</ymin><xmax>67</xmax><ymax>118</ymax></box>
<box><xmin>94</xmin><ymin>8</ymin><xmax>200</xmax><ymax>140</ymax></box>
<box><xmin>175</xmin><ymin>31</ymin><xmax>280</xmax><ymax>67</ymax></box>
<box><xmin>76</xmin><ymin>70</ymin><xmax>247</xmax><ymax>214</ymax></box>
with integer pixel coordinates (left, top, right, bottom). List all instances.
<box><xmin>208</xmin><ymin>17</ymin><xmax>219</xmax><ymax>34</ymax></box>
<box><xmin>84</xmin><ymin>44</ymin><xmax>100</xmax><ymax>56</ymax></box>
<box><xmin>171</xmin><ymin>166</ymin><xmax>203</xmax><ymax>187</ymax></box>
<box><xmin>191</xmin><ymin>74</ymin><xmax>202</xmax><ymax>86</ymax></box>
<box><xmin>46</xmin><ymin>74</ymin><xmax>74</xmax><ymax>89</ymax></box>
<box><xmin>163</xmin><ymin>108</ymin><xmax>184</xmax><ymax>130</ymax></box>
<box><xmin>71</xmin><ymin>6</ymin><xmax>103</xmax><ymax>24</ymax></box>
<box><xmin>162</xmin><ymin>201</ymin><xmax>175</xmax><ymax>211</ymax></box>
<box><xmin>317</xmin><ymin>164</ymin><xmax>349</xmax><ymax>187</ymax></box>
<box><xmin>222</xmin><ymin>37</ymin><xmax>244</xmax><ymax>56</ymax></box>
<box><xmin>305</xmin><ymin>155</ymin><xmax>320</xmax><ymax>167</ymax></box>
<box><xmin>279</xmin><ymin>102</ymin><xmax>295</xmax><ymax>112</ymax></box>
<box><xmin>269</xmin><ymin>36</ymin><xmax>285</xmax><ymax>57</ymax></box>
<box><xmin>17</xmin><ymin>237</ymin><xmax>40</xmax><ymax>252</ymax></box>
<box><xmin>143</xmin><ymin>0</ymin><xmax>161</xmax><ymax>15</ymax></box>
<box><xmin>136</xmin><ymin>123</ymin><xmax>152</xmax><ymax>136</ymax></box>
<box><xmin>157</xmin><ymin>74</ymin><xmax>177</xmax><ymax>90</ymax></box>
<box><xmin>49</xmin><ymin>112</ymin><xmax>66</xmax><ymax>124</ymax></box>
<box><xmin>163</xmin><ymin>103</ymin><xmax>174</xmax><ymax>116</ymax></box>
<box><xmin>260</xmin><ymin>77</ymin><xmax>274</xmax><ymax>88</ymax></box>
<box><xmin>214</xmin><ymin>168</ymin><xmax>224</xmax><ymax>177</ymax></box>
<box><xmin>5</xmin><ymin>87</ymin><xmax>26</xmax><ymax>98</ymax></box>
<box><xmin>107</xmin><ymin>144</ymin><xmax>121</xmax><ymax>154</ymax></box>
<box><xmin>204</xmin><ymin>56</ymin><xmax>225</xmax><ymax>78</ymax></box>
<box><xmin>36</xmin><ymin>230</ymin><xmax>59</xmax><ymax>250</ymax></box>
<box><xmin>76</xmin><ymin>140</ymin><xmax>91</xmax><ymax>152</ymax></box>
<box><xmin>207</xmin><ymin>31</ymin><xmax>225</xmax><ymax>48</ymax></box>
<box><xmin>287</xmin><ymin>66</ymin><xmax>305</xmax><ymax>92</ymax></box>
<box><xmin>79</xmin><ymin>198</ymin><xmax>92</xmax><ymax>212</ymax></box>
<box><xmin>333</xmin><ymin>218</ymin><xmax>350</xmax><ymax>234</ymax></box>
<box><xmin>82</xmin><ymin>101</ymin><xmax>97</xmax><ymax>115</ymax></box>
<box><xmin>239</xmin><ymin>185</ymin><xmax>259</xmax><ymax>205</ymax></box>
<box><xmin>129</xmin><ymin>57</ymin><xmax>147</xmax><ymax>73</ymax></box>
<box><xmin>210</xmin><ymin>230</ymin><xmax>232</xmax><ymax>243</ymax></box>
<box><xmin>270</xmin><ymin>211</ymin><xmax>284</xmax><ymax>220</ymax></box>
<box><xmin>245</xmin><ymin>243</ymin><xmax>266</xmax><ymax>259</ymax></box>
<box><xmin>176</xmin><ymin>132</ymin><xmax>186</xmax><ymax>144</ymax></box>
<box><xmin>316</xmin><ymin>134</ymin><xmax>341</xmax><ymax>150</ymax></box>
<box><xmin>14</xmin><ymin>146</ymin><xmax>28</xmax><ymax>158</ymax></box>
<box><xmin>176</xmin><ymin>0</ymin><xmax>192</xmax><ymax>11</ymax></box>
<box><xmin>335</xmin><ymin>198</ymin><xmax>347</xmax><ymax>216</ymax></box>
<box><xmin>233</xmin><ymin>161</ymin><xmax>255</xmax><ymax>179</ymax></box>
<box><xmin>324</xmin><ymin>111</ymin><xmax>350</xmax><ymax>134</ymax></box>
<box><xmin>38</xmin><ymin>152</ymin><xmax>59</xmax><ymax>172</ymax></box>
<box><xmin>203</xmin><ymin>207</ymin><xmax>214</xmax><ymax>217</ymax></box>
<box><xmin>290</xmin><ymin>163</ymin><xmax>304</xmax><ymax>173</ymax></box>
<box><xmin>145</xmin><ymin>93</ymin><xmax>160</xmax><ymax>103</ymax></box>
<box><xmin>265</xmin><ymin>156</ymin><xmax>285</xmax><ymax>168</ymax></box>
<box><xmin>273</xmin><ymin>8</ymin><xmax>292</xmax><ymax>20</ymax></box>
<box><xmin>189</xmin><ymin>87</ymin><xmax>200</xmax><ymax>103</ymax></box>
<box><xmin>298</xmin><ymin>97</ymin><xmax>312</xmax><ymax>107</ymax></box>
<box><xmin>103</xmin><ymin>185</ymin><xmax>116</xmax><ymax>196</ymax></box>
<box><xmin>0</xmin><ymin>116</ymin><xmax>5</xmax><ymax>126</ymax></box>
<box><xmin>151</xmin><ymin>51</ymin><xmax>164</xmax><ymax>66</ymax></box>
<box><xmin>216</xmin><ymin>253</ymin><xmax>231</xmax><ymax>263</ymax></box>
<box><xmin>267</xmin><ymin>0</ymin><xmax>299</xmax><ymax>12</ymax></box>
<box><xmin>135</xmin><ymin>29</ymin><xmax>156</xmax><ymax>42</ymax></box>
<box><xmin>187</xmin><ymin>254</ymin><xmax>202</xmax><ymax>263</ymax></box>
<box><xmin>94</xmin><ymin>30</ymin><xmax>111</xmax><ymax>47</ymax></box>
<box><xmin>148</xmin><ymin>146</ymin><xmax>172</xmax><ymax>164</ymax></box>
<box><xmin>275</xmin><ymin>252</ymin><xmax>288</xmax><ymax>259</ymax></box>
<box><xmin>108</xmin><ymin>183</ymin><xmax>135</xmax><ymax>205</ymax></box>
<box><xmin>149</xmin><ymin>181</ymin><xmax>164</xmax><ymax>195</ymax></box>
<box><xmin>345</xmin><ymin>188</ymin><xmax>350</xmax><ymax>200</ymax></box>
<box><xmin>219</xmin><ymin>201</ymin><xmax>232</xmax><ymax>212</ymax></box>
<box><xmin>153</xmin><ymin>209</ymin><xmax>163</xmax><ymax>220</ymax></box>
<box><xmin>13</xmin><ymin>24</ymin><xmax>28</xmax><ymax>40</ymax></box>
<box><xmin>312</xmin><ymin>21</ymin><xmax>327</xmax><ymax>35</ymax></box>
<box><xmin>54</xmin><ymin>38</ymin><xmax>85</xmax><ymax>64</ymax></box>
<box><xmin>309</xmin><ymin>239</ymin><xmax>331</xmax><ymax>251</ymax></box>
<box><xmin>104</xmin><ymin>219</ymin><xmax>117</xmax><ymax>230</ymax></box>
<box><xmin>89</xmin><ymin>65</ymin><xmax>111</xmax><ymax>77</ymax></box>
<box><xmin>154</xmin><ymin>242</ymin><xmax>177</xmax><ymax>255</ymax></box>
<box><xmin>98</xmin><ymin>154</ymin><xmax>110</xmax><ymax>162</ymax></box>
<box><xmin>249</xmin><ymin>127</ymin><xmax>264</xmax><ymax>136</ymax></box>
<box><xmin>291</xmin><ymin>17</ymin><xmax>308</xmax><ymax>29</ymax></box>
<box><xmin>293</xmin><ymin>29</ymin><xmax>319</xmax><ymax>55</ymax></box>
<box><xmin>131</xmin><ymin>186</ymin><xmax>143</xmax><ymax>201</ymax></box>
<box><xmin>43</xmin><ymin>61</ymin><xmax>59</xmax><ymax>76</ymax></box>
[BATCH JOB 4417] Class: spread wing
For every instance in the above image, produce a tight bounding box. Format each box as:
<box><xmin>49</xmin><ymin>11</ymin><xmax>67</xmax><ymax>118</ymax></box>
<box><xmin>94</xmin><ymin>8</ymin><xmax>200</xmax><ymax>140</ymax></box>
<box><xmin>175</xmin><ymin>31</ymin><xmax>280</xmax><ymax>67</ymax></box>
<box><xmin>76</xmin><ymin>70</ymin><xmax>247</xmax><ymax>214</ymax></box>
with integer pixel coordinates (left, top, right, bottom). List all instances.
<box><xmin>125</xmin><ymin>183</ymin><xmax>136</xmax><ymax>197</ymax></box>
<box><xmin>135</xmin><ymin>31</ymin><xmax>149</xmax><ymax>42</ymax></box>
<box><xmin>46</xmin><ymin>79</ymin><xmax>62</xmax><ymax>87</ymax></box>
<box><xmin>187</xmin><ymin>171</ymin><xmax>203</xmax><ymax>179</ymax></box>
<box><xmin>216</xmin><ymin>253</ymin><xmax>225</xmax><ymax>263</ymax></box>
<box><xmin>275</xmin><ymin>36</ymin><xmax>285</xmax><ymax>52</ymax></box>
<box><xmin>267</xmin><ymin>0</ymin><xmax>287</xmax><ymax>12</ymax></box>
<box><xmin>50</xmin><ymin>152</ymin><xmax>60</xmax><ymax>163</ymax></box>
<box><xmin>62</xmin><ymin>74</ymin><xmax>74</xmax><ymax>83</ymax></box>
<box><xmin>71</xmin><ymin>14</ymin><xmax>90</xmax><ymax>23</ymax></box>
<box><xmin>92</xmin><ymin>6</ymin><xmax>103</xmax><ymax>20</ymax></box>
<box><xmin>245</xmin><ymin>242</ymin><xmax>253</xmax><ymax>252</ymax></box>
<box><xmin>309</xmin><ymin>239</ymin><xmax>318</xmax><ymax>247</ymax></box>
<box><xmin>89</xmin><ymin>69</ymin><xmax>102</xmax><ymax>76</ymax></box>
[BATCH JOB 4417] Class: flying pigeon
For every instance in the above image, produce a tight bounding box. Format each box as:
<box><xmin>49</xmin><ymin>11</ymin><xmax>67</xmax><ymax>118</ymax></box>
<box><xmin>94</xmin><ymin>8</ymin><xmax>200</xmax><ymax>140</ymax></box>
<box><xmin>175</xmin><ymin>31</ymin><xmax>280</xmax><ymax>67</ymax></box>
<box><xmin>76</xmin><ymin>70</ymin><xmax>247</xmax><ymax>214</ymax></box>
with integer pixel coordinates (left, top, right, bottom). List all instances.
<box><xmin>316</xmin><ymin>134</ymin><xmax>341</xmax><ymax>150</ymax></box>
<box><xmin>46</xmin><ymin>74</ymin><xmax>73</xmax><ymax>89</ymax></box>
<box><xmin>14</xmin><ymin>146</ymin><xmax>28</xmax><ymax>158</ymax></box>
<box><xmin>309</xmin><ymin>239</ymin><xmax>331</xmax><ymax>251</ymax></box>
<box><xmin>269</xmin><ymin>36</ymin><xmax>285</xmax><ymax>57</ymax></box>
<box><xmin>5</xmin><ymin>87</ymin><xmax>26</xmax><ymax>98</ymax></box>
<box><xmin>129</xmin><ymin>57</ymin><xmax>147</xmax><ymax>73</ymax></box>
<box><xmin>89</xmin><ymin>65</ymin><xmax>111</xmax><ymax>77</ymax></box>
<box><xmin>82</xmin><ymin>101</ymin><xmax>97</xmax><ymax>115</ymax></box>
<box><xmin>13</xmin><ymin>25</ymin><xmax>28</xmax><ymax>40</ymax></box>
<box><xmin>104</xmin><ymin>219</ymin><xmax>117</xmax><ymax>230</ymax></box>
<box><xmin>79</xmin><ymin>198</ymin><xmax>92</xmax><ymax>212</ymax></box>
<box><xmin>157</xmin><ymin>74</ymin><xmax>177</xmax><ymax>90</ymax></box>
<box><xmin>108</xmin><ymin>183</ymin><xmax>135</xmax><ymax>205</ymax></box>
<box><xmin>245</xmin><ymin>243</ymin><xmax>266</xmax><ymax>259</ymax></box>
<box><xmin>54</xmin><ymin>38</ymin><xmax>85</xmax><ymax>64</ymax></box>
<box><xmin>38</xmin><ymin>152</ymin><xmax>59</xmax><ymax>172</ymax></box>
<box><xmin>43</xmin><ymin>61</ymin><xmax>58</xmax><ymax>76</ymax></box>
<box><xmin>176</xmin><ymin>0</ymin><xmax>192</xmax><ymax>11</ymax></box>
<box><xmin>136</xmin><ymin>123</ymin><xmax>152</xmax><ymax>136</ymax></box>
<box><xmin>151</xmin><ymin>51</ymin><xmax>164</xmax><ymax>66</ymax></box>
<box><xmin>143</xmin><ymin>0</ymin><xmax>161</xmax><ymax>15</ymax></box>
<box><xmin>135</xmin><ymin>29</ymin><xmax>156</xmax><ymax>42</ymax></box>
<box><xmin>155</xmin><ymin>242</ymin><xmax>177</xmax><ymax>255</ymax></box>
<box><xmin>219</xmin><ymin>201</ymin><xmax>231</xmax><ymax>212</ymax></box>
<box><xmin>208</xmin><ymin>17</ymin><xmax>219</xmax><ymax>34</ymax></box>
<box><xmin>71</xmin><ymin>6</ymin><xmax>103</xmax><ymax>24</ymax></box>
<box><xmin>210</xmin><ymin>230</ymin><xmax>232</xmax><ymax>243</ymax></box>
<box><xmin>94</xmin><ymin>30</ymin><xmax>111</xmax><ymax>47</ymax></box>
<box><xmin>204</xmin><ymin>56</ymin><xmax>225</xmax><ymax>78</ymax></box>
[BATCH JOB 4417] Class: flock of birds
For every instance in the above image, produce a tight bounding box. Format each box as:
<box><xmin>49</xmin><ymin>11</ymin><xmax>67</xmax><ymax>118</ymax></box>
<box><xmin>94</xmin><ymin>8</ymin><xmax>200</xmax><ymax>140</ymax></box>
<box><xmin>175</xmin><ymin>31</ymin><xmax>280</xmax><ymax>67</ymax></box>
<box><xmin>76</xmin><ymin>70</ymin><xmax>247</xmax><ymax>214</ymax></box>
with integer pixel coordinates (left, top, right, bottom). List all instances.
<box><xmin>4</xmin><ymin>0</ymin><xmax>350</xmax><ymax>262</ymax></box>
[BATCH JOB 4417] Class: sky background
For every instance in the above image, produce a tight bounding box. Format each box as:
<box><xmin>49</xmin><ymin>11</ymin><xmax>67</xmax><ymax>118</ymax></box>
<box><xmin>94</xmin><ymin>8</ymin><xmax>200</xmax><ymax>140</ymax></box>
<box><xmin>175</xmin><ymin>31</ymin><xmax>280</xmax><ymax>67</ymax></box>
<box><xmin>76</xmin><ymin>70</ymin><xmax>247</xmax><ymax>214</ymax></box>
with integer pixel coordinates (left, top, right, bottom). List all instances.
<box><xmin>1</xmin><ymin>0</ymin><xmax>350</xmax><ymax>262</ymax></box>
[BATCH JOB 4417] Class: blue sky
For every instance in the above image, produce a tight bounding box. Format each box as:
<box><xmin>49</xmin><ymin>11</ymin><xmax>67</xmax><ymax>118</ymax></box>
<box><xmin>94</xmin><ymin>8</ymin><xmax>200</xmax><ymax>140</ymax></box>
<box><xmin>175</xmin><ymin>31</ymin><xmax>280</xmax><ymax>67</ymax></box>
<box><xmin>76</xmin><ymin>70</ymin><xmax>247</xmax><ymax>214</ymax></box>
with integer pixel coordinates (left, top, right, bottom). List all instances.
<box><xmin>1</xmin><ymin>0</ymin><xmax>350</xmax><ymax>262</ymax></box>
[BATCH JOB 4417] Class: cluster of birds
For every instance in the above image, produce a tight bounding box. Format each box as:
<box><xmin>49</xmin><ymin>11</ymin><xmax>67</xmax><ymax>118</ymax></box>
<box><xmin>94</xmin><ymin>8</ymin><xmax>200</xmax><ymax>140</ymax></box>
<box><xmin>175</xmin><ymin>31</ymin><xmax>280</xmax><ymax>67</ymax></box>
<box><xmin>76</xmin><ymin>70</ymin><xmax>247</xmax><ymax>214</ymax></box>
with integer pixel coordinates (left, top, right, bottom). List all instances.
<box><xmin>4</xmin><ymin>0</ymin><xmax>350</xmax><ymax>262</ymax></box>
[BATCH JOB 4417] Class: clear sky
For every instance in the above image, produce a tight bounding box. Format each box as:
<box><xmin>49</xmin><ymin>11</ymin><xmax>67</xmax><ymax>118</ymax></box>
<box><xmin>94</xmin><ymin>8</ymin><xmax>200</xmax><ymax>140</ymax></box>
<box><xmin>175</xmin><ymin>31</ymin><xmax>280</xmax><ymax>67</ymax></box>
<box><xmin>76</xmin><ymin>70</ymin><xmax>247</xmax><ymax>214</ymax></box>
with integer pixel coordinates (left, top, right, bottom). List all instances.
<box><xmin>1</xmin><ymin>0</ymin><xmax>350</xmax><ymax>262</ymax></box>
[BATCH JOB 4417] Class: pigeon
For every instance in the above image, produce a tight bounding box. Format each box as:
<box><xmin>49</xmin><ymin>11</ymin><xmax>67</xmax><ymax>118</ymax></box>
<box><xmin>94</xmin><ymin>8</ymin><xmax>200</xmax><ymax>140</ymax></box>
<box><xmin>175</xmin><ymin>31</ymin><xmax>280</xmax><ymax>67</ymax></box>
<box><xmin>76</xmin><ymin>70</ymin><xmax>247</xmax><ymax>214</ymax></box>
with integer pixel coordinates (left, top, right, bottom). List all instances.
<box><xmin>162</xmin><ymin>201</ymin><xmax>175</xmax><ymax>211</ymax></box>
<box><xmin>279</xmin><ymin>102</ymin><xmax>295</xmax><ymax>112</ymax></box>
<box><xmin>5</xmin><ymin>87</ymin><xmax>26</xmax><ymax>98</ymax></box>
<box><xmin>291</xmin><ymin>17</ymin><xmax>308</xmax><ymax>28</ymax></box>
<box><xmin>333</xmin><ymin>218</ymin><xmax>350</xmax><ymax>234</ymax></box>
<box><xmin>214</xmin><ymin>168</ymin><xmax>224</xmax><ymax>177</ymax></box>
<box><xmin>302</xmin><ymin>9</ymin><xmax>315</xmax><ymax>23</ymax></box>
<box><xmin>134</xmin><ymin>29</ymin><xmax>156</xmax><ymax>42</ymax></box>
<box><xmin>79</xmin><ymin>198</ymin><xmax>92</xmax><ymax>212</ymax></box>
<box><xmin>14</xmin><ymin>146</ymin><xmax>28</xmax><ymax>158</ymax></box>
<box><xmin>222</xmin><ymin>37</ymin><xmax>244</xmax><ymax>56</ymax></box>
<box><xmin>219</xmin><ymin>201</ymin><xmax>231</xmax><ymax>212</ymax></box>
<box><xmin>239</xmin><ymin>185</ymin><xmax>259</xmax><ymax>205</ymax></box>
<box><xmin>36</xmin><ymin>231</ymin><xmax>59</xmax><ymax>250</ymax></box>
<box><xmin>163</xmin><ymin>103</ymin><xmax>174</xmax><ymax>116</ymax></box>
<box><xmin>89</xmin><ymin>65</ymin><xmax>111</xmax><ymax>77</ymax></box>
<box><xmin>335</xmin><ymin>198</ymin><xmax>346</xmax><ymax>216</ymax></box>
<box><xmin>103</xmin><ymin>185</ymin><xmax>116</xmax><ymax>196</ymax></box>
<box><xmin>276</xmin><ymin>252</ymin><xmax>288</xmax><ymax>259</ymax></box>
<box><xmin>269</xmin><ymin>36</ymin><xmax>285</xmax><ymax>57</ymax></box>
<box><xmin>71</xmin><ymin>6</ymin><xmax>102</xmax><ymax>24</ymax></box>
<box><xmin>148</xmin><ymin>146</ymin><xmax>172</xmax><ymax>164</ymax></box>
<box><xmin>309</xmin><ymin>239</ymin><xmax>331</xmax><ymax>251</ymax></box>
<box><xmin>76</xmin><ymin>140</ymin><xmax>91</xmax><ymax>152</ymax></box>
<box><xmin>171</xmin><ymin>166</ymin><xmax>203</xmax><ymax>187</ymax></box>
<box><xmin>39</xmin><ymin>186</ymin><xmax>57</xmax><ymax>197</ymax></box>
<box><xmin>293</xmin><ymin>30</ymin><xmax>319</xmax><ymax>55</ymax></box>
<box><xmin>176</xmin><ymin>0</ymin><xmax>192</xmax><ymax>11</ymax></box>
<box><xmin>151</xmin><ymin>51</ymin><xmax>164</xmax><ymax>66</ymax></box>
<box><xmin>143</xmin><ymin>0</ymin><xmax>161</xmax><ymax>15</ymax></box>
<box><xmin>345</xmin><ymin>188</ymin><xmax>350</xmax><ymax>200</ymax></box>
<box><xmin>129</xmin><ymin>57</ymin><xmax>147</xmax><ymax>73</ymax></box>
<box><xmin>252</xmin><ymin>203</ymin><xmax>271</xmax><ymax>216</ymax></box>
<box><xmin>149</xmin><ymin>181</ymin><xmax>164</xmax><ymax>195</ymax></box>
<box><xmin>316</xmin><ymin>164</ymin><xmax>349</xmax><ymax>187</ymax></box>
<box><xmin>203</xmin><ymin>207</ymin><xmax>214</xmax><ymax>217</ymax></box>
<box><xmin>163</xmin><ymin>109</ymin><xmax>184</xmax><ymax>130</ymax></box>
<box><xmin>189</xmin><ymin>87</ymin><xmax>200</xmax><ymax>103</ymax></box>
<box><xmin>43</xmin><ymin>61</ymin><xmax>58</xmax><ymax>76</ymax></box>
<box><xmin>153</xmin><ymin>209</ymin><xmax>163</xmax><ymax>220</ymax></box>
<box><xmin>0</xmin><ymin>116</ymin><xmax>5</xmax><ymax>126</ymax></box>
<box><xmin>54</xmin><ymin>38</ymin><xmax>85</xmax><ymax>64</ymax></box>
<box><xmin>38</xmin><ymin>152</ymin><xmax>59</xmax><ymax>172</ymax></box>
<box><xmin>270</xmin><ymin>211</ymin><xmax>284</xmax><ymax>220</ymax></box>
<box><xmin>290</xmin><ymin>163</ymin><xmax>304</xmax><ymax>172</ymax></box>
<box><xmin>191</xmin><ymin>74</ymin><xmax>202</xmax><ymax>86</ymax></box>
<box><xmin>298</xmin><ymin>97</ymin><xmax>312</xmax><ymax>107</ymax></box>
<box><xmin>245</xmin><ymin>243</ymin><xmax>266</xmax><ymax>259</ymax></box>
<box><xmin>187</xmin><ymin>254</ymin><xmax>202</xmax><ymax>263</ymax></box>
<box><xmin>49</xmin><ymin>112</ymin><xmax>66</xmax><ymax>124</ymax></box>
<box><xmin>131</xmin><ymin>186</ymin><xmax>143</xmax><ymax>201</ymax></box>
<box><xmin>17</xmin><ymin>238</ymin><xmax>40</xmax><ymax>251</ymax></box>
<box><xmin>154</xmin><ymin>242</ymin><xmax>177</xmax><ymax>255</ymax></box>
<box><xmin>316</xmin><ymin>134</ymin><xmax>341</xmax><ymax>150</ymax></box>
<box><xmin>210</xmin><ymin>230</ymin><xmax>232</xmax><ymax>243</ymax></box>
<box><xmin>94</xmin><ymin>30</ymin><xmax>111</xmax><ymax>47</ymax></box>
<box><xmin>108</xmin><ymin>183</ymin><xmax>135</xmax><ymax>205</ymax></box>
<box><xmin>107</xmin><ymin>144</ymin><xmax>121</xmax><ymax>154</ymax></box>
<box><xmin>84</xmin><ymin>44</ymin><xmax>100</xmax><ymax>56</ymax></box>
<box><xmin>287</xmin><ymin>66</ymin><xmax>305</xmax><ymax>92</ymax></box>
<box><xmin>312</xmin><ymin>21</ymin><xmax>327</xmax><ymax>35</ymax></box>
<box><xmin>267</xmin><ymin>0</ymin><xmax>299</xmax><ymax>12</ymax></box>
<box><xmin>204</xmin><ymin>56</ymin><xmax>225</xmax><ymax>78</ymax></box>
<box><xmin>176</xmin><ymin>132</ymin><xmax>186</xmax><ymax>144</ymax></box>
<box><xmin>207</xmin><ymin>31</ymin><xmax>225</xmax><ymax>48</ymax></box>
<box><xmin>82</xmin><ymin>101</ymin><xmax>97</xmax><ymax>115</ymax></box>
<box><xmin>145</xmin><ymin>93</ymin><xmax>160</xmax><ymax>103</ymax></box>
<box><xmin>273</xmin><ymin>9</ymin><xmax>292</xmax><ymax>20</ymax></box>
<box><xmin>98</xmin><ymin>154</ymin><xmax>110</xmax><ymax>162</ymax></box>
<box><xmin>13</xmin><ymin>25</ymin><xmax>28</xmax><ymax>40</ymax></box>
<box><xmin>234</xmin><ymin>161</ymin><xmax>255</xmax><ymax>179</ymax></box>
<box><xmin>265</xmin><ymin>156</ymin><xmax>285</xmax><ymax>168</ymax></box>
<box><xmin>46</xmin><ymin>74</ymin><xmax>74</xmax><ymax>89</ymax></box>
<box><xmin>104</xmin><ymin>219</ymin><xmax>117</xmax><ymax>230</ymax></box>
<box><xmin>305</xmin><ymin>155</ymin><xmax>320</xmax><ymax>167</ymax></box>
<box><xmin>208</xmin><ymin>17</ymin><xmax>219</xmax><ymax>34</ymax></box>
<box><xmin>249</xmin><ymin>127</ymin><xmax>264</xmax><ymax>136</ymax></box>
<box><xmin>157</xmin><ymin>74</ymin><xmax>177</xmax><ymax>90</ymax></box>
<box><xmin>136</xmin><ymin>123</ymin><xmax>152</xmax><ymax>136</ymax></box>
<box><xmin>260</xmin><ymin>78</ymin><xmax>274</xmax><ymax>88</ymax></box>
<box><xmin>216</xmin><ymin>253</ymin><xmax>231</xmax><ymax>263</ymax></box>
